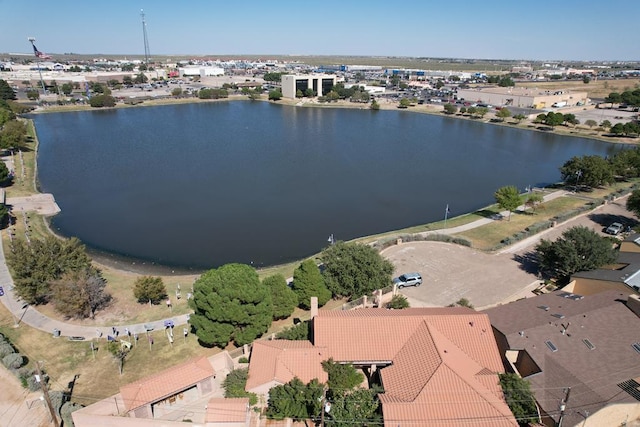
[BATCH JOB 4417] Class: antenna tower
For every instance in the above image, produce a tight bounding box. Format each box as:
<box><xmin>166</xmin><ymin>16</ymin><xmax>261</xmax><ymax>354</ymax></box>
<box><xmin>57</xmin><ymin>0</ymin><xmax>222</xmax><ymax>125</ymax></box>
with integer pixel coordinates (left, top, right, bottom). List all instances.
<box><xmin>141</xmin><ymin>9</ymin><xmax>151</xmax><ymax>65</ymax></box>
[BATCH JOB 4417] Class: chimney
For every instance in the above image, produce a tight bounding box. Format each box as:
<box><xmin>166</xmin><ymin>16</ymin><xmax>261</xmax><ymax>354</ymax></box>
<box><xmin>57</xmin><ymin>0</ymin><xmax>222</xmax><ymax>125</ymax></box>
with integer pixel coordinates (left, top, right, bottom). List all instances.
<box><xmin>310</xmin><ymin>297</ymin><xmax>318</xmax><ymax>319</ymax></box>
<box><xmin>628</xmin><ymin>294</ymin><xmax>640</xmax><ymax>318</ymax></box>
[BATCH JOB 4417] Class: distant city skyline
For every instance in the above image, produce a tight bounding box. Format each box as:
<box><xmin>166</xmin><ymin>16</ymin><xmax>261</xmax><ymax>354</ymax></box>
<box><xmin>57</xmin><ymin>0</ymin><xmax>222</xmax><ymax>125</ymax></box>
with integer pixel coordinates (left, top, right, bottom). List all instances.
<box><xmin>2</xmin><ymin>0</ymin><xmax>639</xmax><ymax>62</ymax></box>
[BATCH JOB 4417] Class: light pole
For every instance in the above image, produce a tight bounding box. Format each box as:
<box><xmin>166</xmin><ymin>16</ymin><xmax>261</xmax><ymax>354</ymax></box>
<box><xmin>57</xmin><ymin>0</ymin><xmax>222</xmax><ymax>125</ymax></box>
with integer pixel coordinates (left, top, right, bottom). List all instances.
<box><xmin>27</xmin><ymin>38</ymin><xmax>46</xmax><ymax>95</ymax></box>
<box><xmin>575</xmin><ymin>170</ymin><xmax>583</xmax><ymax>193</ymax></box>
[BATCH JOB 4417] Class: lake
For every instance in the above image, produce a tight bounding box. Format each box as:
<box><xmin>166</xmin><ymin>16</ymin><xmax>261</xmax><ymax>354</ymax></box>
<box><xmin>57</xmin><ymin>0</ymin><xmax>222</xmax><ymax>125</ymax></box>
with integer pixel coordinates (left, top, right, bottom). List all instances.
<box><xmin>33</xmin><ymin>101</ymin><xmax>621</xmax><ymax>270</ymax></box>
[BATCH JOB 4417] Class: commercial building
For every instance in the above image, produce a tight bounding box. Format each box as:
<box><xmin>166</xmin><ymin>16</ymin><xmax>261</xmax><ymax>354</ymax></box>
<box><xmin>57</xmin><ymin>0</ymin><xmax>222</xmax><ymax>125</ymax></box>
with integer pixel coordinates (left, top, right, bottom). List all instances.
<box><xmin>281</xmin><ymin>74</ymin><xmax>337</xmax><ymax>99</ymax></box>
<box><xmin>178</xmin><ymin>66</ymin><xmax>224</xmax><ymax>77</ymax></box>
<box><xmin>456</xmin><ymin>86</ymin><xmax>589</xmax><ymax>109</ymax></box>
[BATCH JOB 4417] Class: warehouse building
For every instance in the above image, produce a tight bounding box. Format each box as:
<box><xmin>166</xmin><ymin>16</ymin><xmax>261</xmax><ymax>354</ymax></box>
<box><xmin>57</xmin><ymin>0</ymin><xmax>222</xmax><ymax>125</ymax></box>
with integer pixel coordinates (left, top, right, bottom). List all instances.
<box><xmin>456</xmin><ymin>86</ymin><xmax>589</xmax><ymax>109</ymax></box>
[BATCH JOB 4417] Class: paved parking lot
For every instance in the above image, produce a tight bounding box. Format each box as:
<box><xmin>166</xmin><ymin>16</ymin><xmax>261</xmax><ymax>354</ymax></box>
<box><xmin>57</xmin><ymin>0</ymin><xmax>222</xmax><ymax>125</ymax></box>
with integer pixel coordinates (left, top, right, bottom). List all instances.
<box><xmin>383</xmin><ymin>194</ymin><xmax>636</xmax><ymax>310</ymax></box>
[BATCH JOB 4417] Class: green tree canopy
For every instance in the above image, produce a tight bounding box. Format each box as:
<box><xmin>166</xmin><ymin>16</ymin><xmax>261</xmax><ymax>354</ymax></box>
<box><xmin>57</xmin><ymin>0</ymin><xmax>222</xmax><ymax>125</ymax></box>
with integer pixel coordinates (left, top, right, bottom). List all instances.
<box><xmin>626</xmin><ymin>189</ymin><xmax>640</xmax><ymax>217</ymax></box>
<box><xmin>268</xmin><ymin>89</ymin><xmax>282</xmax><ymax>101</ymax></box>
<box><xmin>0</xmin><ymin>80</ymin><xmax>16</xmax><ymax>100</ymax></box>
<box><xmin>320</xmin><ymin>241</ymin><xmax>394</xmax><ymax>299</ymax></box>
<box><xmin>189</xmin><ymin>263</ymin><xmax>272</xmax><ymax>347</ymax></box>
<box><xmin>275</xmin><ymin>320</ymin><xmax>311</xmax><ymax>340</ymax></box>
<box><xmin>133</xmin><ymin>276</ymin><xmax>167</xmax><ymax>304</ymax></box>
<box><xmin>496</xmin><ymin>108</ymin><xmax>512</xmax><ymax>121</ymax></box>
<box><xmin>322</xmin><ymin>358</ymin><xmax>364</xmax><ymax>393</ymax></box>
<box><xmin>7</xmin><ymin>236</ymin><xmax>93</xmax><ymax>304</ymax></box>
<box><xmin>560</xmin><ymin>155</ymin><xmax>614</xmax><ymax>189</ymax></box>
<box><xmin>499</xmin><ymin>373</ymin><xmax>538</xmax><ymax>426</ymax></box>
<box><xmin>325</xmin><ymin>388</ymin><xmax>381</xmax><ymax>427</ymax></box>
<box><xmin>292</xmin><ymin>259</ymin><xmax>331</xmax><ymax>309</ymax></box>
<box><xmin>0</xmin><ymin>120</ymin><xmax>28</xmax><ymax>150</ymax></box>
<box><xmin>266</xmin><ymin>377</ymin><xmax>323</xmax><ymax>421</ymax></box>
<box><xmin>222</xmin><ymin>368</ymin><xmax>258</xmax><ymax>405</ymax></box>
<box><xmin>89</xmin><ymin>94</ymin><xmax>116</xmax><ymax>108</ymax></box>
<box><xmin>494</xmin><ymin>186</ymin><xmax>522</xmax><ymax>220</ymax></box>
<box><xmin>263</xmin><ymin>274</ymin><xmax>297</xmax><ymax>320</ymax></box>
<box><xmin>535</xmin><ymin>226</ymin><xmax>617</xmax><ymax>282</ymax></box>
<box><xmin>443</xmin><ymin>103</ymin><xmax>457</xmax><ymax>114</ymax></box>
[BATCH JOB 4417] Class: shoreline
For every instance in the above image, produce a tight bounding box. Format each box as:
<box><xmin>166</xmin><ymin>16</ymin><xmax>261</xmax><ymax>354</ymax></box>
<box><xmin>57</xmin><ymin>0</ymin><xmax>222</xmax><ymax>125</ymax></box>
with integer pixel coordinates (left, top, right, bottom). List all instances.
<box><xmin>22</xmin><ymin>95</ymin><xmax>637</xmax><ymax>278</ymax></box>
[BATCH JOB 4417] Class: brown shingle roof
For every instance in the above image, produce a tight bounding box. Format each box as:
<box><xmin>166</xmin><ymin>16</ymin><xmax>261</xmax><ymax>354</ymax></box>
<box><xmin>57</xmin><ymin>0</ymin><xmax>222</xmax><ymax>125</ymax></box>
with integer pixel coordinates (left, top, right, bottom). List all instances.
<box><xmin>484</xmin><ymin>291</ymin><xmax>640</xmax><ymax>426</ymax></box>
<box><xmin>246</xmin><ymin>340</ymin><xmax>328</xmax><ymax>392</ymax></box>
<box><xmin>120</xmin><ymin>356</ymin><xmax>214</xmax><ymax>411</ymax></box>
<box><xmin>206</xmin><ymin>397</ymin><xmax>249</xmax><ymax>423</ymax></box>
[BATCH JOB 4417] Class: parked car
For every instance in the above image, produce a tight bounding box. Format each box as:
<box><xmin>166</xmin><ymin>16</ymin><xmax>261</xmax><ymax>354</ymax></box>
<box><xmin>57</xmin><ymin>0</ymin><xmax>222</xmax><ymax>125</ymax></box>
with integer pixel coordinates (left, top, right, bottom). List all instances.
<box><xmin>605</xmin><ymin>222</ymin><xmax>624</xmax><ymax>235</ymax></box>
<box><xmin>393</xmin><ymin>273</ymin><xmax>423</xmax><ymax>288</ymax></box>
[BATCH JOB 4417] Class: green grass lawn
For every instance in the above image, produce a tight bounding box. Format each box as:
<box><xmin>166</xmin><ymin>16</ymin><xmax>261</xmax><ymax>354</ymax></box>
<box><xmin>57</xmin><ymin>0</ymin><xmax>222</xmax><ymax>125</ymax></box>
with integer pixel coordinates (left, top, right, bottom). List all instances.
<box><xmin>453</xmin><ymin>196</ymin><xmax>594</xmax><ymax>250</ymax></box>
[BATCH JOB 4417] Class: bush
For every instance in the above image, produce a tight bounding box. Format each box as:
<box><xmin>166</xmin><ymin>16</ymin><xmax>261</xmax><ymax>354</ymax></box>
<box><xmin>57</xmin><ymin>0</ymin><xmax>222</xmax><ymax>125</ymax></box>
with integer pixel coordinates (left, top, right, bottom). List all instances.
<box><xmin>238</xmin><ymin>357</ymin><xmax>249</xmax><ymax>363</ymax></box>
<box><xmin>0</xmin><ymin>341</ymin><xmax>15</xmax><ymax>358</ymax></box>
<box><xmin>387</xmin><ymin>294</ymin><xmax>409</xmax><ymax>309</ymax></box>
<box><xmin>18</xmin><ymin>368</ymin><xmax>47</xmax><ymax>391</ymax></box>
<box><xmin>222</xmin><ymin>368</ymin><xmax>258</xmax><ymax>405</ymax></box>
<box><xmin>3</xmin><ymin>352</ymin><xmax>25</xmax><ymax>369</ymax></box>
<box><xmin>275</xmin><ymin>320</ymin><xmax>310</xmax><ymax>340</ymax></box>
<box><xmin>61</xmin><ymin>401</ymin><xmax>84</xmax><ymax>427</ymax></box>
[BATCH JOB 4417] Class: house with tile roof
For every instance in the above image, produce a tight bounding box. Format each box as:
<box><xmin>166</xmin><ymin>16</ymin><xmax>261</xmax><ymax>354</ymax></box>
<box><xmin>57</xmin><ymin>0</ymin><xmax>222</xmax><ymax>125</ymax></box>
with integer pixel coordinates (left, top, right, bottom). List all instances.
<box><xmin>246</xmin><ymin>307</ymin><xmax>518</xmax><ymax>426</ymax></box>
<box><xmin>565</xmin><ymin>233</ymin><xmax>640</xmax><ymax>296</ymax></box>
<box><xmin>483</xmin><ymin>290</ymin><xmax>640</xmax><ymax>427</ymax></box>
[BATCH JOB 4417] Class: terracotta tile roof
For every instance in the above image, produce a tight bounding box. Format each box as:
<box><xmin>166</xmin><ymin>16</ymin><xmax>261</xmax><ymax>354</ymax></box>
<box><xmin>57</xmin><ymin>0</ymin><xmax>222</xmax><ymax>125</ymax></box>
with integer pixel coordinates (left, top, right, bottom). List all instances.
<box><xmin>206</xmin><ymin>397</ymin><xmax>249</xmax><ymax>423</ymax></box>
<box><xmin>484</xmin><ymin>291</ymin><xmax>640</xmax><ymax>426</ymax></box>
<box><xmin>246</xmin><ymin>340</ymin><xmax>328</xmax><ymax>392</ymax></box>
<box><xmin>248</xmin><ymin>308</ymin><xmax>516</xmax><ymax>426</ymax></box>
<box><xmin>120</xmin><ymin>356</ymin><xmax>214</xmax><ymax>411</ymax></box>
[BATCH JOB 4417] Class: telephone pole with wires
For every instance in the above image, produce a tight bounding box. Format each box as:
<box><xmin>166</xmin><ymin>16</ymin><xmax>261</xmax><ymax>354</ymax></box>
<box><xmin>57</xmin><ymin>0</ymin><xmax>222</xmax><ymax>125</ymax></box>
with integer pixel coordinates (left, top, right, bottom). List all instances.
<box><xmin>35</xmin><ymin>361</ymin><xmax>60</xmax><ymax>427</ymax></box>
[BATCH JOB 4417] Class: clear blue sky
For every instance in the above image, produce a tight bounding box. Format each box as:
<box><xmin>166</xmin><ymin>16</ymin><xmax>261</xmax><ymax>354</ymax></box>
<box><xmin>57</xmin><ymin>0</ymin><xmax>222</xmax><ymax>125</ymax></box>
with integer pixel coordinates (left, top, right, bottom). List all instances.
<box><xmin>2</xmin><ymin>0</ymin><xmax>638</xmax><ymax>61</ymax></box>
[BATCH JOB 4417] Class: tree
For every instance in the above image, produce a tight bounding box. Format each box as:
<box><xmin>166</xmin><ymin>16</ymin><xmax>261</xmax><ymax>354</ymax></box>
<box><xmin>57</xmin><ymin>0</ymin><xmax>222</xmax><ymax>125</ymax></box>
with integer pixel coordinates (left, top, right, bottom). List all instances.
<box><xmin>189</xmin><ymin>263</ymin><xmax>272</xmax><ymax>347</ymax></box>
<box><xmin>292</xmin><ymin>259</ymin><xmax>331</xmax><ymax>309</ymax></box>
<box><xmin>563</xmin><ymin>113</ymin><xmax>579</xmax><ymax>127</ymax></box>
<box><xmin>304</xmin><ymin>88</ymin><xmax>315</xmax><ymax>97</ymax></box>
<box><xmin>26</xmin><ymin>89</ymin><xmax>39</xmax><ymax>100</ymax></box>
<box><xmin>0</xmin><ymin>120</ymin><xmax>28</xmax><ymax>150</ymax></box>
<box><xmin>222</xmin><ymin>368</ymin><xmax>258</xmax><ymax>405</ymax></box>
<box><xmin>499</xmin><ymin>373</ymin><xmax>538</xmax><ymax>426</ymax></box>
<box><xmin>535</xmin><ymin>226</ymin><xmax>617</xmax><ymax>281</ymax></box>
<box><xmin>322</xmin><ymin>358</ymin><xmax>364</xmax><ymax>392</ymax></box>
<box><xmin>276</xmin><ymin>320</ymin><xmax>310</xmax><ymax>340</ymax></box>
<box><xmin>0</xmin><ymin>80</ymin><xmax>16</xmax><ymax>100</ymax></box>
<box><xmin>133</xmin><ymin>73</ymin><xmax>148</xmax><ymax>84</ymax></box>
<box><xmin>266</xmin><ymin>377</ymin><xmax>323</xmax><ymax>420</ymax></box>
<box><xmin>543</xmin><ymin>112</ymin><xmax>564</xmax><ymax>128</ymax></box>
<box><xmin>498</xmin><ymin>76</ymin><xmax>515</xmax><ymax>87</ymax></box>
<box><xmin>133</xmin><ymin>276</ymin><xmax>167</xmax><ymax>304</ymax></box>
<box><xmin>443</xmin><ymin>103</ymin><xmax>457</xmax><ymax>114</ymax></box>
<box><xmin>496</xmin><ymin>108</ymin><xmax>512</xmax><ymax>122</ymax></box>
<box><xmin>494</xmin><ymin>186</ymin><xmax>522</xmax><ymax>220</ymax></box>
<box><xmin>560</xmin><ymin>155</ymin><xmax>614</xmax><ymax>189</ymax></box>
<box><xmin>398</xmin><ymin>98</ymin><xmax>411</xmax><ymax>108</ymax></box>
<box><xmin>107</xmin><ymin>341</ymin><xmax>130</xmax><ymax>375</ymax></box>
<box><xmin>585</xmin><ymin>119</ymin><xmax>598</xmax><ymax>129</ymax></box>
<box><xmin>268</xmin><ymin>89</ymin><xmax>282</xmax><ymax>101</ymax></box>
<box><xmin>626</xmin><ymin>189</ymin><xmax>640</xmax><ymax>217</ymax></box>
<box><xmin>121</xmin><ymin>63</ymin><xmax>134</xmax><ymax>72</ymax></box>
<box><xmin>171</xmin><ymin>87</ymin><xmax>182</xmax><ymax>97</ymax></box>
<box><xmin>0</xmin><ymin>108</ymin><xmax>16</xmax><ymax>128</ymax></box>
<box><xmin>61</xmin><ymin>83</ymin><xmax>73</xmax><ymax>96</ymax></box>
<box><xmin>370</xmin><ymin>99</ymin><xmax>380</xmax><ymax>110</ymax></box>
<box><xmin>321</xmin><ymin>241</ymin><xmax>394</xmax><ymax>299</ymax></box>
<box><xmin>600</xmin><ymin>119</ymin><xmax>612</xmax><ymax>130</ymax></box>
<box><xmin>89</xmin><ymin>94</ymin><xmax>116</xmax><ymax>108</ymax></box>
<box><xmin>296</xmin><ymin>89</ymin><xmax>304</xmax><ymax>98</ymax></box>
<box><xmin>50</xmin><ymin>268</ymin><xmax>111</xmax><ymax>319</ymax></box>
<box><xmin>7</xmin><ymin>237</ymin><xmax>93</xmax><ymax>304</ymax></box>
<box><xmin>476</xmin><ymin>106</ymin><xmax>489</xmax><ymax>118</ymax></box>
<box><xmin>122</xmin><ymin>75</ymin><xmax>133</xmax><ymax>87</ymax></box>
<box><xmin>524</xmin><ymin>192</ymin><xmax>544</xmax><ymax>213</ymax></box>
<box><xmin>0</xmin><ymin>160</ymin><xmax>12</xmax><ymax>186</ymax></box>
<box><xmin>263</xmin><ymin>274</ymin><xmax>297</xmax><ymax>320</ymax></box>
<box><xmin>513</xmin><ymin>113</ymin><xmax>526</xmax><ymax>123</ymax></box>
<box><xmin>325</xmin><ymin>389</ymin><xmax>381</xmax><ymax>427</ymax></box>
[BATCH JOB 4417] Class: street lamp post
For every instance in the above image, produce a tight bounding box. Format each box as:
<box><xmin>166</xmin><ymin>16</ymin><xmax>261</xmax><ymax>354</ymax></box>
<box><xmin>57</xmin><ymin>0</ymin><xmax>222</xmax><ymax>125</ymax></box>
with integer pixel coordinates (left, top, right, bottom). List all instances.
<box><xmin>575</xmin><ymin>170</ymin><xmax>583</xmax><ymax>193</ymax></box>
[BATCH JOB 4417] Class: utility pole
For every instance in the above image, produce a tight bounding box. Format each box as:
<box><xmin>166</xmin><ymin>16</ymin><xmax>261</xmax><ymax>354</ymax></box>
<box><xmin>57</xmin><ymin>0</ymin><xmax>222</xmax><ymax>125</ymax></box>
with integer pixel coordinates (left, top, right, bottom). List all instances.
<box><xmin>35</xmin><ymin>361</ymin><xmax>60</xmax><ymax>427</ymax></box>
<box><xmin>557</xmin><ymin>387</ymin><xmax>571</xmax><ymax>427</ymax></box>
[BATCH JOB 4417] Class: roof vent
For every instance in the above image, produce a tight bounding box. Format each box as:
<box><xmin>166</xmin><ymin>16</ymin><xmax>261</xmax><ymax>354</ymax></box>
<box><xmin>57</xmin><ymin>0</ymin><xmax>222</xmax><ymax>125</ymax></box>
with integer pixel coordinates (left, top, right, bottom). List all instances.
<box><xmin>538</xmin><ymin>305</ymin><xmax>550</xmax><ymax>311</ymax></box>
<box><xmin>545</xmin><ymin>341</ymin><xmax>558</xmax><ymax>352</ymax></box>
<box><xmin>583</xmin><ymin>339</ymin><xmax>596</xmax><ymax>350</ymax></box>
<box><xmin>633</xmin><ymin>343</ymin><xmax>640</xmax><ymax>354</ymax></box>
<box><xmin>552</xmin><ymin>313</ymin><xmax>565</xmax><ymax>319</ymax></box>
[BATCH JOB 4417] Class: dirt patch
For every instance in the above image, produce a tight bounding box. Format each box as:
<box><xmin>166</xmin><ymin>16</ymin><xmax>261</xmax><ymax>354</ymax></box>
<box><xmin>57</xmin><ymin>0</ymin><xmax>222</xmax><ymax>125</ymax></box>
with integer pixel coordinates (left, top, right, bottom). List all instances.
<box><xmin>0</xmin><ymin>365</ymin><xmax>49</xmax><ymax>427</ymax></box>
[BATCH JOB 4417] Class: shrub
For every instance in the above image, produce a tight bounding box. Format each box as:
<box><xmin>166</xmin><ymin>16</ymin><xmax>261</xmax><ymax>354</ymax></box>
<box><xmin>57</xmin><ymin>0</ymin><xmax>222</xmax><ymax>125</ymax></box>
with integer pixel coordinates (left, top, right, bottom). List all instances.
<box><xmin>222</xmin><ymin>368</ymin><xmax>258</xmax><ymax>405</ymax></box>
<box><xmin>61</xmin><ymin>401</ymin><xmax>84</xmax><ymax>427</ymax></box>
<box><xmin>275</xmin><ymin>320</ymin><xmax>310</xmax><ymax>340</ymax></box>
<box><xmin>0</xmin><ymin>342</ymin><xmax>15</xmax><ymax>358</ymax></box>
<box><xmin>238</xmin><ymin>357</ymin><xmax>249</xmax><ymax>364</ymax></box>
<box><xmin>3</xmin><ymin>352</ymin><xmax>25</xmax><ymax>369</ymax></box>
<box><xmin>387</xmin><ymin>294</ymin><xmax>409</xmax><ymax>309</ymax></box>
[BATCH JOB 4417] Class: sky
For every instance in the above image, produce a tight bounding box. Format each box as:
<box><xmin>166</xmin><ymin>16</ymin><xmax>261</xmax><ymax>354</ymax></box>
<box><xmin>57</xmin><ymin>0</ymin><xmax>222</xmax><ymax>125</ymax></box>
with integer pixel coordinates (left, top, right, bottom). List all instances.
<box><xmin>2</xmin><ymin>0</ymin><xmax>638</xmax><ymax>61</ymax></box>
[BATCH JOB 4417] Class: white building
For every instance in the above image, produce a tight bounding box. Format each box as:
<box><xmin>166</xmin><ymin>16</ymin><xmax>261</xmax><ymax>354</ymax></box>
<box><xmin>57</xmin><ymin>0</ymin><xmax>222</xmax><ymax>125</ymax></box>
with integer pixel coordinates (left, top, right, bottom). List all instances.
<box><xmin>178</xmin><ymin>67</ymin><xmax>224</xmax><ymax>77</ymax></box>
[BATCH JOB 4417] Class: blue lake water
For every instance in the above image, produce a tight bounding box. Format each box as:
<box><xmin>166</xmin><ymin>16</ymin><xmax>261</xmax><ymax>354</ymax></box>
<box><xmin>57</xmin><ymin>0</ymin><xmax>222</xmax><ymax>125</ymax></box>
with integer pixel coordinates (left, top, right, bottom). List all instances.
<box><xmin>33</xmin><ymin>101</ymin><xmax>622</xmax><ymax>270</ymax></box>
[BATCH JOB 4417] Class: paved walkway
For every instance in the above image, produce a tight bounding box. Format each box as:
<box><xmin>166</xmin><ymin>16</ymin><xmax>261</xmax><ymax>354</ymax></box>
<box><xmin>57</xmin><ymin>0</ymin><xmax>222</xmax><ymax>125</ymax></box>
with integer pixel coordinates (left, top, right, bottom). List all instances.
<box><xmin>0</xmin><ymin>189</ymin><xmax>567</xmax><ymax>340</ymax></box>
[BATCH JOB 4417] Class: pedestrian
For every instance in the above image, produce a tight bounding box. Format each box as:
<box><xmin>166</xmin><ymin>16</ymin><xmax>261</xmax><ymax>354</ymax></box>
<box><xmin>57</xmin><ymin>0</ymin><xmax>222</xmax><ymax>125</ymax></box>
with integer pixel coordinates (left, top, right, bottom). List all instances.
<box><xmin>112</xmin><ymin>326</ymin><xmax>116</xmax><ymax>335</ymax></box>
<box><xmin>125</xmin><ymin>327</ymin><xmax>129</xmax><ymax>336</ymax></box>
